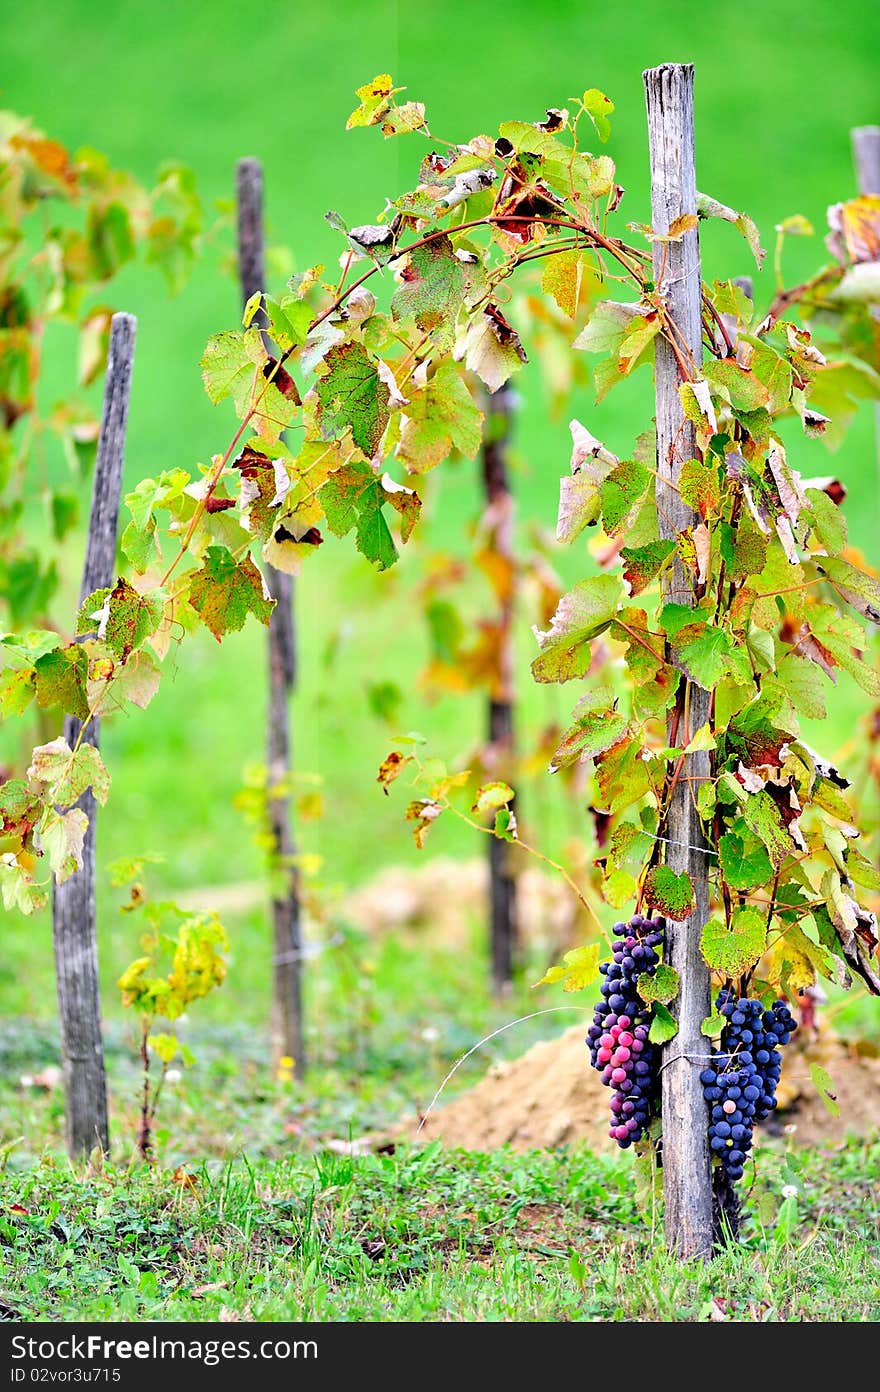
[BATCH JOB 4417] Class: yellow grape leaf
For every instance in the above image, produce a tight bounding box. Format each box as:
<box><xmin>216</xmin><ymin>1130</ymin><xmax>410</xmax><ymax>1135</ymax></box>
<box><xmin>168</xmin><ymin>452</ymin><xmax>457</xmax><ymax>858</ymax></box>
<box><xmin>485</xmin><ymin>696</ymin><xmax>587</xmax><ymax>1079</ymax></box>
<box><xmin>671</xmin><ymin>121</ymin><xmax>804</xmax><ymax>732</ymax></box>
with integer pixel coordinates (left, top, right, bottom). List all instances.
<box><xmin>534</xmin><ymin>943</ymin><xmax>601</xmax><ymax>993</ymax></box>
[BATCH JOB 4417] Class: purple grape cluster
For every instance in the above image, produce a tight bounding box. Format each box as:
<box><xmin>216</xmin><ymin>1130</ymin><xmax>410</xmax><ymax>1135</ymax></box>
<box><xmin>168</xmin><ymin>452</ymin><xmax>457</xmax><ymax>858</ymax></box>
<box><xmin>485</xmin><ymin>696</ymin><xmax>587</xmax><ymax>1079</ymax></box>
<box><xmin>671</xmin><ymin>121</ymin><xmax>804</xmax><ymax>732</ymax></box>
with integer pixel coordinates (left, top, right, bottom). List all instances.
<box><xmin>585</xmin><ymin>915</ymin><xmax>664</xmax><ymax>1148</ymax></box>
<box><xmin>701</xmin><ymin>989</ymin><xmax>797</xmax><ymax>1182</ymax></box>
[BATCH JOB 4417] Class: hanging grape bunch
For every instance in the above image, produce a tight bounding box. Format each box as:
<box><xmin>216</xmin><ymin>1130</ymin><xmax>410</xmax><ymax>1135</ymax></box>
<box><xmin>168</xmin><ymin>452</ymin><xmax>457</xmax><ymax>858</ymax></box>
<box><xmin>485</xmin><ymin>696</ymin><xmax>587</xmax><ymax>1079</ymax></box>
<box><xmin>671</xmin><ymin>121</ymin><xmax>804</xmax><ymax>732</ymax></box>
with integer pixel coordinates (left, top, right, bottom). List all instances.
<box><xmin>586</xmin><ymin>916</ymin><xmax>665</xmax><ymax>1148</ymax></box>
<box><xmin>700</xmin><ymin>990</ymin><xmax>797</xmax><ymax>1183</ymax></box>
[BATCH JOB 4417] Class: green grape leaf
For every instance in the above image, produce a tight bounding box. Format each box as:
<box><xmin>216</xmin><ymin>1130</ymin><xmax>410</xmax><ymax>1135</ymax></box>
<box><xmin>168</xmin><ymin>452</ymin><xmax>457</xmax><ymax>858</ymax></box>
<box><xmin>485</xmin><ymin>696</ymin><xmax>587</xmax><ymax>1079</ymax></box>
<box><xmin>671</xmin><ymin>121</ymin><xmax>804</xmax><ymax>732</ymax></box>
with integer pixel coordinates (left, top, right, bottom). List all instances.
<box><xmin>804</xmin><ymin>488</ymin><xmax>847</xmax><ymax>556</ymax></box>
<box><xmin>817</xmin><ymin>556</ymin><xmax>880</xmax><ymax>625</ymax></box>
<box><xmin>534</xmin><ymin>943</ymin><xmax>601</xmax><ymax>993</ymax></box>
<box><xmin>28</xmin><ymin>737</ymin><xmax>110</xmax><ymax>808</ymax></box>
<box><xmin>719</xmin><ymin>829</ymin><xmax>774</xmax><ymax>891</ymax></box>
<box><xmin>742</xmin><ymin>789</ymin><xmax>793</xmax><ymax>867</ymax></box>
<box><xmin>648</xmin><ymin>1003</ymin><xmax>678</xmax><ymax>1045</ymax></box>
<box><xmin>319</xmin><ymin>462</ymin><xmax>419</xmax><ymax>570</ymax></box>
<box><xmin>40</xmin><ymin>807</ymin><xmax>88</xmax><ymax>885</ymax></box>
<box><xmin>643</xmin><ymin>865</ymin><xmax>695</xmax><ymax>921</ymax></box>
<box><xmin>775</xmin><ymin>652</ymin><xmax>826</xmax><ymax>720</ymax></box>
<box><xmin>0</xmin><ymin>862</ymin><xmax>46</xmax><ymax>916</ymax></box>
<box><xmin>264</xmin><ymin>295</ymin><xmax>312</xmax><ymax>352</ymax></box>
<box><xmin>472</xmin><ymin>781</ymin><xmax>514</xmax><ymax>816</ymax></box>
<box><xmin>396</xmin><ymin>360</ymin><xmax>482</xmax><ymax>473</ymax></box>
<box><xmin>187</xmin><ymin>546</ymin><xmax>274</xmax><ymax>640</ymax></box>
<box><xmin>600</xmin><ymin>459</ymin><xmax>650</xmax><ymax>535</ymax></box>
<box><xmin>679</xmin><ymin>459</ymin><xmax>721</xmax><ymax>520</ymax></box>
<box><xmin>809</xmin><ymin>1062</ymin><xmax>840</xmax><ymax>1117</ymax></box>
<box><xmin>621</xmin><ymin>539</ymin><xmax>676</xmax><ymax>597</ymax></box>
<box><xmin>493</xmin><ymin>807</ymin><xmax>518</xmax><ymax>843</ymax></box>
<box><xmin>550</xmin><ymin>701</ymin><xmax>628</xmax><ymax>771</ymax></box>
<box><xmin>701</xmin><ymin>1010</ymin><xmax>726</xmax><ymax>1039</ymax></box>
<box><xmin>317</xmin><ymin>342</ymin><xmax>391</xmax><ymax>458</ymax></box>
<box><xmin>531</xmin><ymin>575</ymin><xmax>622</xmax><ymax>683</ymax></box>
<box><xmin>638</xmin><ymin>963</ymin><xmax>680</xmax><ymax>1005</ymax></box>
<box><xmin>699</xmin><ymin>908</ymin><xmax>767</xmax><ymax>976</ymax></box>
<box><xmin>33</xmin><ymin>644</ymin><xmax>90</xmax><ymax>722</ymax></box>
<box><xmin>200</xmin><ymin>328</ymin><xmax>264</xmax><ymax>413</ymax></box>
<box><xmin>581</xmin><ymin>88</ymin><xmax>615</xmax><ymax>142</ymax></box>
<box><xmin>392</xmin><ymin>236</ymin><xmax>465</xmax><ymax>349</ymax></box>
<box><xmin>670</xmin><ymin>622</ymin><xmax>734</xmax><ymax>691</ymax></box>
<box><xmin>703</xmin><ymin>359</ymin><xmax>770</xmax><ymax>412</ymax></box>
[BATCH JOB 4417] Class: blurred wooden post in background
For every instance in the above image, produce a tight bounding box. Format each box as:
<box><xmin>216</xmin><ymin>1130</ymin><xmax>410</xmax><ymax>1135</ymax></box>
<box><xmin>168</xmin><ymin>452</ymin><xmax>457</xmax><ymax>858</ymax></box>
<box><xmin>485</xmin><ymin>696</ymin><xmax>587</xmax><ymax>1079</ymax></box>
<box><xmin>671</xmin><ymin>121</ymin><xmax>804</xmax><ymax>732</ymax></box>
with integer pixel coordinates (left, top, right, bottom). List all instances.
<box><xmin>643</xmin><ymin>62</ymin><xmax>713</xmax><ymax>1261</ymax></box>
<box><xmin>852</xmin><ymin>126</ymin><xmax>880</xmax><ymax>481</ymax></box>
<box><xmin>53</xmin><ymin>312</ymin><xmax>136</xmax><ymax>1159</ymax></box>
<box><xmin>481</xmin><ymin>384</ymin><xmax>518</xmax><ymax>995</ymax></box>
<box><xmin>236</xmin><ymin>158</ymin><xmax>305</xmax><ymax>1074</ymax></box>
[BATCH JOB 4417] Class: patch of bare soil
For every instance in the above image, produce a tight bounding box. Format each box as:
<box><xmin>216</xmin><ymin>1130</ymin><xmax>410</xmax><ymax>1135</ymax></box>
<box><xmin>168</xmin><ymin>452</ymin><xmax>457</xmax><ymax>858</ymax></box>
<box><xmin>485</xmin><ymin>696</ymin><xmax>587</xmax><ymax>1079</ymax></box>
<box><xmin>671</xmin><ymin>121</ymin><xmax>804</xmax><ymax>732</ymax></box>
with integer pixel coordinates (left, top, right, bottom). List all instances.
<box><xmin>391</xmin><ymin>1023</ymin><xmax>880</xmax><ymax>1152</ymax></box>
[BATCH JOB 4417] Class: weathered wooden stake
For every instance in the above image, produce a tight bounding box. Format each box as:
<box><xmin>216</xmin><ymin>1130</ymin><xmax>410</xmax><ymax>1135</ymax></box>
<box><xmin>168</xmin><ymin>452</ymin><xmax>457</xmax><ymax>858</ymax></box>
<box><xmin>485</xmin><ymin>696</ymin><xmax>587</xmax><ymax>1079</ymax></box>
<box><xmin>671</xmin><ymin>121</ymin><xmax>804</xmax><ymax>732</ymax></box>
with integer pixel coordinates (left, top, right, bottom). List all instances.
<box><xmin>852</xmin><ymin>127</ymin><xmax>880</xmax><ymax>481</ymax></box>
<box><xmin>236</xmin><ymin>158</ymin><xmax>305</xmax><ymax>1073</ymax></box>
<box><xmin>643</xmin><ymin>63</ymin><xmax>713</xmax><ymax>1260</ymax></box>
<box><xmin>53</xmin><ymin>311</ymin><xmax>136</xmax><ymax>1160</ymax></box>
<box><xmin>481</xmin><ymin>384</ymin><xmax>518</xmax><ymax>994</ymax></box>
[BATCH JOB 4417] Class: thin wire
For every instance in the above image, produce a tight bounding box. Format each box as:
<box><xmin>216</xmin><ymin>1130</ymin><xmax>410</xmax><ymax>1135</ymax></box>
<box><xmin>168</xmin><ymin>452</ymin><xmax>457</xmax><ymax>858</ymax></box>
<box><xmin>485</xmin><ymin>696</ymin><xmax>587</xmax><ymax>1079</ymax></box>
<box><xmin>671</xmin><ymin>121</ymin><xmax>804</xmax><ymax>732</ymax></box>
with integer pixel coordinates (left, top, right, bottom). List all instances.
<box><xmin>415</xmin><ymin>1007</ymin><xmax>592</xmax><ymax>1135</ymax></box>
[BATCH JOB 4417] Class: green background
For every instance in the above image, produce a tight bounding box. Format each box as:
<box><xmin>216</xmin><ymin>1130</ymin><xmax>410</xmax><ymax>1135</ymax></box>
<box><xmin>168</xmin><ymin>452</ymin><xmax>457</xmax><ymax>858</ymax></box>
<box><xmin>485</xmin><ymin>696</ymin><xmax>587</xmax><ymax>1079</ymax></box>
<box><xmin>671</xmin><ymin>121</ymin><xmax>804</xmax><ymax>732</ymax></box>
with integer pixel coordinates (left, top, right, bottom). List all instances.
<box><xmin>3</xmin><ymin>0</ymin><xmax>879</xmax><ymax>1017</ymax></box>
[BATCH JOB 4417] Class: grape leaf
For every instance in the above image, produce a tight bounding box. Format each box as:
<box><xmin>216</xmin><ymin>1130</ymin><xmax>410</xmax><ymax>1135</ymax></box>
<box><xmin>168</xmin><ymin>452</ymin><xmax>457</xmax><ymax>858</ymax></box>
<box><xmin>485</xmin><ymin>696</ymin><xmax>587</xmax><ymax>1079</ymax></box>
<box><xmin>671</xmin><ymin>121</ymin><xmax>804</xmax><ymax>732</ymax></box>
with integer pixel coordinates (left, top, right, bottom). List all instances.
<box><xmin>638</xmin><ymin>963</ymin><xmax>680</xmax><ymax>1005</ymax></box>
<box><xmin>472</xmin><ymin>781</ymin><xmax>514</xmax><ymax>816</ymax></box>
<box><xmin>600</xmin><ymin>459</ymin><xmax>650</xmax><ymax>535</ymax></box>
<box><xmin>28</xmin><ymin>737</ymin><xmax>110</xmax><ymax>808</ymax></box>
<box><xmin>550</xmin><ymin>699</ymin><xmax>628</xmax><ymax>771</ymax></box>
<box><xmin>703</xmin><ymin>359</ymin><xmax>770</xmax><ymax>412</ymax></box>
<box><xmin>33</xmin><ymin>644</ymin><xmax>90</xmax><ymax>722</ymax></box>
<box><xmin>319</xmin><ymin>462</ymin><xmax>419</xmax><ymax>570</ymax></box>
<box><xmin>77</xmin><ymin>580</ymin><xmax>162</xmax><ymax>662</ymax></box>
<box><xmin>670</xmin><ymin>622</ymin><xmax>734</xmax><ymax>691</ymax></box>
<box><xmin>542</xmin><ymin>250</ymin><xmax>583</xmax><ymax>317</ymax></box>
<box><xmin>200</xmin><ymin>328</ymin><xmax>264</xmax><ymax>414</ymax></box>
<box><xmin>809</xmin><ymin>1062</ymin><xmax>840</xmax><ymax>1117</ymax></box>
<box><xmin>347</xmin><ymin>74</ymin><xmax>398</xmax><ymax>129</ymax></box>
<box><xmin>742</xmin><ymin>789</ymin><xmax>793</xmax><ymax>867</ymax></box>
<box><xmin>817</xmin><ymin>556</ymin><xmax>880</xmax><ymax>625</ymax></box>
<box><xmin>643</xmin><ymin>865</ymin><xmax>695</xmax><ymax>921</ymax></box>
<box><xmin>456</xmin><ymin>305</ymin><xmax>527</xmax><ymax>392</ymax></box>
<box><xmin>187</xmin><ymin>547</ymin><xmax>274</xmax><ymax>641</ymax></box>
<box><xmin>719</xmin><ymin>829</ymin><xmax>774</xmax><ymax>891</ymax></box>
<box><xmin>317</xmin><ymin>342</ymin><xmax>391</xmax><ymax>458</ymax></box>
<box><xmin>621</xmin><ymin>539</ymin><xmax>675</xmax><ymax>597</ymax></box>
<box><xmin>405</xmin><ymin>798</ymin><xmax>443</xmax><ymax>849</ymax></box>
<box><xmin>679</xmin><ymin>459</ymin><xmax>721</xmax><ymax>520</ymax></box>
<box><xmin>581</xmin><ymin>88</ymin><xmax>615</xmax><ymax>142</ymax></box>
<box><xmin>534</xmin><ymin>943</ymin><xmax>601</xmax><ymax>993</ymax></box>
<box><xmin>701</xmin><ymin>1010</ymin><xmax>725</xmax><ymax>1038</ymax></box>
<box><xmin>531</xmin><ymin>575</ymin><xmax>622</xmax><ymax>683</ymax></box>
<box><xmin>392</xmin><ymin>236</ymin><xmax>466</xmax><ymax>350</ymax></box>
<box><xmin>396</xmin><ymin>361</ymin><xmax>482</xmax><ymax>473</ymax></box>
<box><xmin>0</xmin><ymin>780</ymin><xmax>43</xmax><ymax>841</ymax></box>
<box><xmin>699</xmin><ymin>908</ymin><xmax>767</xmax><ymax>976</ymax></box>
<box><xmin>648</xmin><ymin>1003</ymin><xmax>678</xmax><ymax>1044</ymax></box>
<box><xmin>40</xmin><ymin>807</ymin><xmax>88</xmax><ymax>884</ymax></box>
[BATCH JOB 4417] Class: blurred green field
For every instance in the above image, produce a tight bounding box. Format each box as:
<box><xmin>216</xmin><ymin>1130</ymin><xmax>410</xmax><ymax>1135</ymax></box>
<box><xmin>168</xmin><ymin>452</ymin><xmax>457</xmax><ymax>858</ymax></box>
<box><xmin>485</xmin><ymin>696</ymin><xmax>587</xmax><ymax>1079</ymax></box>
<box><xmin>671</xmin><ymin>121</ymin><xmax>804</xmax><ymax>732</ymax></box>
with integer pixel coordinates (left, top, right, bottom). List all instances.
<box><xmin>2</xmin><ymin>0</ymin><xmax>879</xmax><ymax>1029</ymax></box>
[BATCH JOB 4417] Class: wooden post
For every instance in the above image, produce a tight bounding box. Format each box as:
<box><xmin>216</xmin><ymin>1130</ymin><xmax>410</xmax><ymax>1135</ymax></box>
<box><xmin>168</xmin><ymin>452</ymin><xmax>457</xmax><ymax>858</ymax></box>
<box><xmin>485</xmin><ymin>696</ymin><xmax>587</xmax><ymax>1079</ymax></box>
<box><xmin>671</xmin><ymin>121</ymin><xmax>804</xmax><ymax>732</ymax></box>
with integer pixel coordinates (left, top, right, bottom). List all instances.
<box><xmin>236</xmin><ymin>158</ymin><xmax>305</xmax><ymax>1074</ymax></box>
<box><xmin>52</xmin><ymin>312</ymin><xmax>136</xmax><ymax>1159</ymax></box>
<box><xmin>481</xmin><ymin>384</ymin><xmax>518</xmax><ymax>994</ymax></box>
<box><xmin>643</xmin><ymin>63</ymin><xmax>713</xmax><ymax>1261</ymax></box>
<box><xmin>852</xmin><ymin>127</ymin><xmax>880</xmax><ymax>482</ymax></box>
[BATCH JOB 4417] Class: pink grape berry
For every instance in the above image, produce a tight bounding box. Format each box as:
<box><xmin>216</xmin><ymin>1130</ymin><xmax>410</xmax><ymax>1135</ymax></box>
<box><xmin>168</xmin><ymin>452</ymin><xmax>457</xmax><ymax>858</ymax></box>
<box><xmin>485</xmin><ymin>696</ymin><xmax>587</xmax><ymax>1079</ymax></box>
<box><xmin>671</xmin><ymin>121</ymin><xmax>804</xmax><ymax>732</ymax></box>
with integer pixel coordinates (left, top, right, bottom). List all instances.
<box><xmin>722</xmin><ymin>1099</ymin><xmax>737</xmax><ymax>1115</ymax></box>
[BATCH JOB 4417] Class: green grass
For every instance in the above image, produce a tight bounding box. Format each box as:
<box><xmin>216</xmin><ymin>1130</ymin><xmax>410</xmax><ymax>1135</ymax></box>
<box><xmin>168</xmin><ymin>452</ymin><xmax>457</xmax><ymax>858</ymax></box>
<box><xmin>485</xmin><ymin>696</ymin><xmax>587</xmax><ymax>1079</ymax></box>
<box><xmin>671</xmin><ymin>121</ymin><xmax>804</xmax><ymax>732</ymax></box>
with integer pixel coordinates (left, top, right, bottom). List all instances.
<box><xmin>3</xmin><ymin>1140</ymin><xmax>878</xmax><ymax>1321</ymax></box>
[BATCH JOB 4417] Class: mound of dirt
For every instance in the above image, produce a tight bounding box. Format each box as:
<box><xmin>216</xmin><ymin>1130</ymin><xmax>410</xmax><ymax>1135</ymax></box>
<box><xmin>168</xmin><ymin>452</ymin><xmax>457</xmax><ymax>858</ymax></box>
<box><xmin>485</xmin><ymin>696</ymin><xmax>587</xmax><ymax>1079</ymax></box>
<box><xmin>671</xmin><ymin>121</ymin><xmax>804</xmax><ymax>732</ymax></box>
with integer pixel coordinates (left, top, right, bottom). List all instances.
<box><xmin>392</xmin><ymin>1024</ymin><xmax>880</xmax><ymax>1152</ymax></box>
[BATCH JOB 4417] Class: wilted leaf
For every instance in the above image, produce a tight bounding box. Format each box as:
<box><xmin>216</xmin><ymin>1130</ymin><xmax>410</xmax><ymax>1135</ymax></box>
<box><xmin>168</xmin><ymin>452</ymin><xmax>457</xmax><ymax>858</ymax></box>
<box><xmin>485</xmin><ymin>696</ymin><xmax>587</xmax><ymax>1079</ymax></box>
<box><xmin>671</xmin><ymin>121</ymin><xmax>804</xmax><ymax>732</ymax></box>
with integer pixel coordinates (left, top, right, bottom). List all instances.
<box><xmin>187</xmin><ymin>547</ymin><xmax>274</xmax><ymax>640</ymax></box>
<box><xmin>377</xmin><ymin>751</ymin><xmax>412</xmax><ymax>794</ymax></box>
<box><xmin>472</xmin><ymin>781</ymin><xmax>514</xmax><ymax>816</ymax></box>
